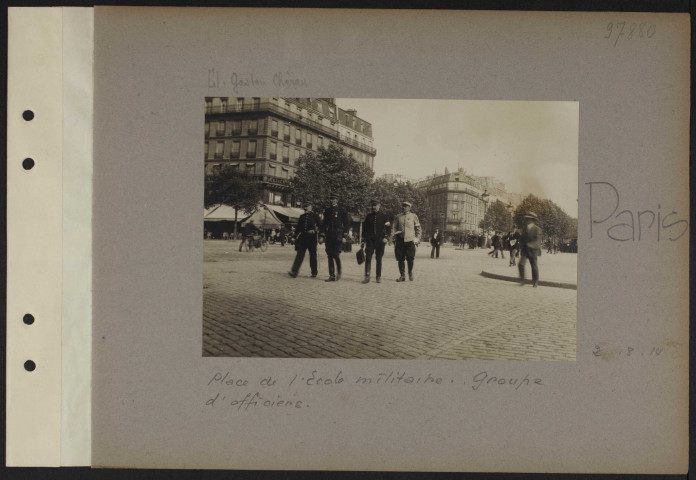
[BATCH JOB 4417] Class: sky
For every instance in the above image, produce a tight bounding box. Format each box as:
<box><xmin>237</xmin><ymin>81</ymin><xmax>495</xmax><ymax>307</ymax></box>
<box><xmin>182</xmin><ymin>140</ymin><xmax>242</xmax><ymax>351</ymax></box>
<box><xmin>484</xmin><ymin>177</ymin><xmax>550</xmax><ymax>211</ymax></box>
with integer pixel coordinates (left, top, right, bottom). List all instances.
<box><xmin>336</xmin><ymin>99</ymin><xmax>579</xmax><ymax>217</ymax></box>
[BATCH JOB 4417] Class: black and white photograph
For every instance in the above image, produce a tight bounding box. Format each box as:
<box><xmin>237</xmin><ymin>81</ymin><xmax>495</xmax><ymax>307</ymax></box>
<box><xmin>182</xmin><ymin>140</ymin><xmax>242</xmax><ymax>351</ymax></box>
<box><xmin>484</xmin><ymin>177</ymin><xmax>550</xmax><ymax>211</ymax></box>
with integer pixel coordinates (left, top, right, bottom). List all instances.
<box><xmin>203</xmin><ymin>97</ymin><xmax>578</xmax><ymax>360</ymax></box>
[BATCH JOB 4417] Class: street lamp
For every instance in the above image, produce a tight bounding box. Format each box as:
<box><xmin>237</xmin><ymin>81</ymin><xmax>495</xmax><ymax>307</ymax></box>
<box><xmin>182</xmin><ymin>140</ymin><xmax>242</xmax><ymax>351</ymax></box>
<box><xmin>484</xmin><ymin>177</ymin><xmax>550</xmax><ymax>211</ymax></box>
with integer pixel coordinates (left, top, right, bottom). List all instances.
<box><xmin>506</xmin><ymin>201</ymin><xmax>514</xmax><ymax>230</ymax></box>
<box><xmin>481</xmin><ymin>189</ymin><xmax>490</xmax><ymax>234</ymax></box>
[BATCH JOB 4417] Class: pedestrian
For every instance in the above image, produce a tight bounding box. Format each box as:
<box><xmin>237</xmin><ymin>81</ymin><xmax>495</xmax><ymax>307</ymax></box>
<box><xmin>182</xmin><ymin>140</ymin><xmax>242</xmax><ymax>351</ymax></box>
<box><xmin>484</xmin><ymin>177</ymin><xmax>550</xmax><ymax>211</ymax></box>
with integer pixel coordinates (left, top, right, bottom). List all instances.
<box><xmin>518</xmin><ymin>212</ymin><xmax>542</xmax><ymax>287</ymax></box>
<box><xmin>288</xmin><ymin>201</ymin><xmax>319</xmax><ymax>278</ymax></box>
<box><xmin>507</xmin><ymin>229</ymin><xmax>520</xmax><ymax>266</ymax></box>
<box><xmin>278</xmin><ymin>224</ymin><xmax>287</xmax><ymax>246</ymax></box>
<box><xmin>321</xmin><ymin>193</ymin><xmax>350</xmax><ymax>282</ymax></box>
<box><xmin>430</xmin><ymin>227</ymin><xmax>442</xmax><ymax>259</ymax></box>
<box><xmin>360</xmin><ymin>199</ymin><xmax>389</xmax><ymax>284</ymax></box>
<box><xmin>392</xmin><ymin>201</ymin><xmax>421</xmax><ymax>282</ymax></box>
<box><xmin>239</xmin><ymin>219</ymin><xmax>259</xmax><ymax>251</ymax></box>
<box><xmin>344</xmin><ymin>227</ymin><xmax>354</xmax><ymax>253</ymax></box>
<box><xmin>490</xmin><ymin>231</ymin><xmax>505</xmax><ymax>259</ymax></box>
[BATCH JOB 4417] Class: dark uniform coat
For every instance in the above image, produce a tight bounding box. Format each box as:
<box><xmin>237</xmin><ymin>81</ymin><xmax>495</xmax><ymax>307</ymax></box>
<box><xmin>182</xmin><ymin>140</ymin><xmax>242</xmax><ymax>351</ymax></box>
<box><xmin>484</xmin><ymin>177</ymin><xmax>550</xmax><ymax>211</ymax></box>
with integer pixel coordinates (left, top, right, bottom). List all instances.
<box><xmin>322</xmin><ymin>206</ymin><xmax>350</xmax><ymax>242</ymax></box>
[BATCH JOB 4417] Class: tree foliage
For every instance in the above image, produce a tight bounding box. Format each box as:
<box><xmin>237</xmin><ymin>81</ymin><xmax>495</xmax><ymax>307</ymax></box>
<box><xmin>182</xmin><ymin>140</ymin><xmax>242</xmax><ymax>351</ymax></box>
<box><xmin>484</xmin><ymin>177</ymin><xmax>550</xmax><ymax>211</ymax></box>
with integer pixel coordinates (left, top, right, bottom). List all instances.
<box><xmin>368</xmin><ymin>178</ymin><xmax>432</xmax><ymax>231</ymax></box>
<box><xmin>204</xmin><ymin>166</ymin><xmax>263</xmax><ymax>210</ymax></box>
<box><xmin>479</xmin><ymin>199</ymin><xmax>513</xmax><ymax>233</ymax></box>
<box><xmin>291</xmin><ymin>144</ymin><xmax>374</xmax><ymax>213</ymax></box>
<box><xmin>513</xmin><ymin>194</ymin><xmax>577</xmax><ymax>245</ymax></box>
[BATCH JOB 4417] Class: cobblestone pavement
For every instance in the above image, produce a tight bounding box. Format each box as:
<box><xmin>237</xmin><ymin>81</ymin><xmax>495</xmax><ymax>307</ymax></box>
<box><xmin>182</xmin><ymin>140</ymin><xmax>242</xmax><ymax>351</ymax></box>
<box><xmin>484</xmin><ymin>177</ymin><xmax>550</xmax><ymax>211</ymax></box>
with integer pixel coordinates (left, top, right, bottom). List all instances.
<box><xmin>203</xmin><ymin>241</ymin><xmax>576</xmax><ymax>361</ymax></box>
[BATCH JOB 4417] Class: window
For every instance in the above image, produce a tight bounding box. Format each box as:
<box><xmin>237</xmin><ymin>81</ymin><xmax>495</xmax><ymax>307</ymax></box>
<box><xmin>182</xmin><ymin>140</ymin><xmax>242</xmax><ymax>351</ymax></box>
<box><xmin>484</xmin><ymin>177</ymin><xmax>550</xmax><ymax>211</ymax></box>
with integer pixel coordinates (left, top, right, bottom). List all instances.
<box><xmin>217</xmin><ymin>121</ymin><xmax>225</xmax><ymax>135</ymax></box>
<box><xmin>248</xmin><ymin>119</ymin><xmax>258</xmax><ymax>135</ymax></box>
<box><xmin>204</xmin><ymin>141</ymin><xmax>209</xmax><ymax>157</ymax></box>
<box><xmin>221</xmin><ymin>98</ymin><xmax>228</xmax><ymax>111</ymax></box>
<box><xmin>318</xmin><ymin>136</ymin><xmax>323</xmax><ymax>148</ymax></box>
<box><xmin>205</xmin><ymin>123</ymin><xmax>210</xmax><ymax>137</ymax></box>
<box><xmin>306</xmin><ymin>133</ymin><xmax>312</xmax><ymax>149</ymax></box>
<box><xmin>269</xmin><ymin>164</ymin><xmax>277</xmax><ymax>176</ymax></box>
<box><xmin>452</xmin><ymin>212</ymin><xmax>458</xmax><ymax>220</ymax></box>
<box><xmin>283</xmin><ymin>124</ymin><xmax>290</xmax><ymax>141</ymax></box>
<box><xmin>269</xmin><ymin>141</ymin><xmax>277</xmax><ymax>160</ymax></box>
<box><xmin>205</xmin><ymin>99</ymin><xmax>212</xmax><ymax>113</ymax></box>
<box><xmin>295</xmin><ymin>149</ymin><xmax>300</xmax><ymax>165</ymax></box>
<box><xmin>215</xmin><ymin>141</ymin><xmax>224</xmax><ymax>158</ymax></box>
<box><xmin>232</xmin><ymin>120</ymin><xmax>241</xmax><ymax>135</ymax></box>
<box><xmin>295</xmin><ymin>128</ymin><xmax>302</xmax><ymax>145</ymax></box>
<box><xmin>453</xmin><ymin>194</ymin><xmax>459</xmax><ymax>200</ymax></box>
<box><xmin>271</xmin><ymin>120</ymin><xmax>278</xmax><ymax>137</ymax></box>
<box><xmin>246</xmin><ymin>163</ymin><xmax>255</xmax><ymax>174</ymax></box>
<box><xmin>282</xmin><ymin>145</ymin><xmax>289</xmax><ymax>163</ymax></box>
<box><xmin>231</xmin><ymin>141</ymin><xmax>240</xmax><ymax>158</ymax></box>
<box><xmin>281</xmin><ymin>168</ymin><xmax>289</xmax><ymax>179</ymax></box>
<box><xmin>453</xmin><ymin>202</ymin><xmax>458</xmax><ymax>210</ymax></box>
<box><xmin>237</xmin><ymin>97</ymin><xmax>245</xmax><ymax>109</ymax></box>
<box><xmin>247</xmin><ymin>140</ymin><xmax>257</xmax><ymax>158</ymax></box>
<box><xmin>252</xmin><ymin>97</ymin><xmax>260</xmax><ymax>109</ymax></box>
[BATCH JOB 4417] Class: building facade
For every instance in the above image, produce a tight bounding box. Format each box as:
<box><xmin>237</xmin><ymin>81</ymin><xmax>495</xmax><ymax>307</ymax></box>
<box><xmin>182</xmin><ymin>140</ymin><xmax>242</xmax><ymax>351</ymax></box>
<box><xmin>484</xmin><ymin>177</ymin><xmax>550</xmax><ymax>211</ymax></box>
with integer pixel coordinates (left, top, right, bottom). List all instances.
<box><xmin>204</xmin><ymin>97</ymin><xmax>376</xmax><ymax>206</ymax></box>
<box><xmin>414</xmin><ymin>168</ymin><xmax>516</xmax><ymax>235</ymax></box>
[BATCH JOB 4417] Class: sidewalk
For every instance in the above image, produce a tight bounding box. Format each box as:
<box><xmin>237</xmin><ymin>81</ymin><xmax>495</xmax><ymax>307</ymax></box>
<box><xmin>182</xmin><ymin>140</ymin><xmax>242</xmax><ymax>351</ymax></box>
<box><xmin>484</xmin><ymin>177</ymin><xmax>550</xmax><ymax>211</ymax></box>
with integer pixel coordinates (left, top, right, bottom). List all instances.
<box><xmin>470</xmin><ymin>247</ymin><xmax>577</xmax><ymax>289</ymax></box>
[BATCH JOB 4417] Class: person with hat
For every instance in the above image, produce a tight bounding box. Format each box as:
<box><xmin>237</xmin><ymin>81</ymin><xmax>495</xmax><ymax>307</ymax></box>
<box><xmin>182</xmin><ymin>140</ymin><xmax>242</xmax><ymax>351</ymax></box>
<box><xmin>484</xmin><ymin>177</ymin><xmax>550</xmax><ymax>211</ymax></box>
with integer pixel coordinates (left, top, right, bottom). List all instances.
<box><xmin>360</xmin><ymin>199</ymin><xmax>389</xmax><ymax>284</ymax></box>
<box><xmin>518</xmin><ymin>212</ymin><xmax>542</xmax><ymax>287</ymax></box>
<box><xmin>430</xmin><ymin>227</ymin><xmax>442</xmax><ymax>259</ymax></box>
<box><xmin>321</xmin><ymin>193</ymin><xmax>351</xmax><ymax>282</ymax></box>
<box><xmin>288</xmin><ymin>201</ymin><xmax>320</xmax><ymax>278</ymax></box>
<box><xmin>392</xmin><ymin>201</ymin><xmax>421</xmax><ymax>282</ymax></box>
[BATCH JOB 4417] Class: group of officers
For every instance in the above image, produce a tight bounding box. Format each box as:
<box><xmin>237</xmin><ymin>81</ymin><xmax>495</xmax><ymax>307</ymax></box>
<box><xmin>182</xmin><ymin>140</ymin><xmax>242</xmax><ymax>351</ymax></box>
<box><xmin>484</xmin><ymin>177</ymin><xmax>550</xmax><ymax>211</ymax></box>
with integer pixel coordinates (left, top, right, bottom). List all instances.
<box><xmin>287</xmin><ymin>194</ymin><xmax>421</xmax><ymax>283</ymax></box>
<box><xmin>286</xmin><ymin>193</ymin><xmax>542</xmax><ymax>287</ymax></box>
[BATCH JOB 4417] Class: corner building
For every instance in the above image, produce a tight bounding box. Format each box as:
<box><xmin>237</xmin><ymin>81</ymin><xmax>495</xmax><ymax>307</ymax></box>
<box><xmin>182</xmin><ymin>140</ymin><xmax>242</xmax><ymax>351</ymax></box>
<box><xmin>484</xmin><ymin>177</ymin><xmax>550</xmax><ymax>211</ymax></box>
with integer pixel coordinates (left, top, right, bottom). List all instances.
<box><xmin>415</xmin><ymin>168</ymin><xmax>515</xmax><ymax>236</ymax></box>
<box><xmin>204</xmin><ymin>97</ymin><xmax>376</xmax><ymax>206</ymax></box>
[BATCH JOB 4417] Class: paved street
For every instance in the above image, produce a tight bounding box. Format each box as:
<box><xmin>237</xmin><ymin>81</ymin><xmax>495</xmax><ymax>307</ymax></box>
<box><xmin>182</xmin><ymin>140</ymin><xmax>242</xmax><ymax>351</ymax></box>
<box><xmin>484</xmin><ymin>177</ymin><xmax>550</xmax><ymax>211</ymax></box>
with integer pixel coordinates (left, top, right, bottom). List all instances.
<box><xmin>203</xmin><ymin>241</ymin><xmax>576</xmax><ymax>361</ymax></box>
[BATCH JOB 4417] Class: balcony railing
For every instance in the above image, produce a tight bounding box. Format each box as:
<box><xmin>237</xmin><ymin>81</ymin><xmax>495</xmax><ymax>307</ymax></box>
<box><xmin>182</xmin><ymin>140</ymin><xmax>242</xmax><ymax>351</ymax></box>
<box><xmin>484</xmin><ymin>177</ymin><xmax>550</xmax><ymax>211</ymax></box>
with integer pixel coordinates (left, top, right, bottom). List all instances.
<box><xmin>248</xmin><ymin>174</ymin><xmax>293</xmax><ymax>188</ymax></box>
<box><xmin>338</xmin><ymin>134</ymin><xmax>377</xmax><ymax>155</ymax></box>
<box><xmin>206</xmin><ymin>102</ymin><xmax>340</xmax><ymax>139</ymax></box>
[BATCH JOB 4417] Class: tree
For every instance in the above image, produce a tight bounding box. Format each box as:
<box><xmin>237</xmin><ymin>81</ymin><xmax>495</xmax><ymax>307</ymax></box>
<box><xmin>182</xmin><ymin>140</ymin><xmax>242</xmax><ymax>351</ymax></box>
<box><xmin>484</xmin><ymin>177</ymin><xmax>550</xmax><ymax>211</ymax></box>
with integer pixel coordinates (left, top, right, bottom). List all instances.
<box><xmin>204</xmin><ymin>166</ymin><xmax>264</xmax><ymax>238</ymax></box>
<box><xmin>368</xmin><ymin>178</ymin><xmax>431</xmax><ymax>233</ymax></box>
<box><xmin>479</xmin><ymin>199</ymin><xmax>513</xmax><ymax>233</ymax></box>
<box><xmin>513</xmin><ymin>194</ymin><xmax>577</xmax><ymax>250</ymax></box>
<box><xmin>291</xmin><ymin>144</ymin><xmax>374</xmax><ymax>213</ymax></box>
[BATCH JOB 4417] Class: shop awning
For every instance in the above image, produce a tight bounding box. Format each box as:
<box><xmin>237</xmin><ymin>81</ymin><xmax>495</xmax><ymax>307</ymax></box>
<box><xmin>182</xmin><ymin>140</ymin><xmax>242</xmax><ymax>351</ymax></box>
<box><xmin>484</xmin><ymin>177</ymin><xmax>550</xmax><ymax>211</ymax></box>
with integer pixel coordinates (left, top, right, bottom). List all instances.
<box><xmin>266</xmin><ymin>205</ymin><xmax>305</xmax><ymax>222</ymax></box>
<box><xmin>204</xmin><ymin>205</ymin><xmax>251</xmax><ymax>222</ymax></box>
<box><xmin>240</xmin><ymin>206</ymin><xmax>283</xmax><ymax>228</ymax></box>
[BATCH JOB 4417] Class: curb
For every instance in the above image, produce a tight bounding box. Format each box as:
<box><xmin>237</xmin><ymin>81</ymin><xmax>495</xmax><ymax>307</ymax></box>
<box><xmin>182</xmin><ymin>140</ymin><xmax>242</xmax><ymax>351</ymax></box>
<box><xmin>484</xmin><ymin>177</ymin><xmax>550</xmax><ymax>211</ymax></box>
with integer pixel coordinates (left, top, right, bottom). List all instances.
<box><xmin>480</xmin><ymin>270</ymin><xmax>577</xmax><ymax>290</ymax></box>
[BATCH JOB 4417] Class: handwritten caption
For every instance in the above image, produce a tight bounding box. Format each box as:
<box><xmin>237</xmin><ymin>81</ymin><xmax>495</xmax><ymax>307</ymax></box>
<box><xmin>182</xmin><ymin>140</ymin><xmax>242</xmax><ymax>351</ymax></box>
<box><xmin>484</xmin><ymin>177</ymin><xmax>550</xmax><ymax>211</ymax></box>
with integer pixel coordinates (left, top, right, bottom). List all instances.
<box><xmin>586</xmin><ymin>182</ymin><xmax>688</xmax><ymax>242</ymax></box>
<box><xmin>604</xmin><ymin>21</ymin><xmax>656</xmax><ymax>46</ymax></box>
<box><xmin>208</xmin><ymin>69</ymin><xmax>308</xmax><ymax>93</ymax></box>
<box><xmin>592</xmin><ymin>342</ymin><xmax>679</xmax><ymax>361</ymax></box>
<box><xmin>204</xmin><ymin>370</ymin><xmax>545</xmax><ymax>412</ymax></box>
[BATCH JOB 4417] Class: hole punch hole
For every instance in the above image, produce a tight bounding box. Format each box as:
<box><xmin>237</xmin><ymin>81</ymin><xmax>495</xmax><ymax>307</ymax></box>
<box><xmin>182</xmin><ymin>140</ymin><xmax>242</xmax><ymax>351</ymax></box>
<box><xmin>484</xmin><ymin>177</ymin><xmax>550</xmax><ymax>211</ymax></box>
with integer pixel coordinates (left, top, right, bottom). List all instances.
<box><xmin>24</xmin><ymin>360</ymin><xmax>36</xmax><ymax>372</ymax></box>
<box><xmin>23</xmin><ymin>314</ymin><xmax>35</xmax><ymax>325</ymax></box>
<box><xmin>22</xmin><ymin>158</ymin><xmax>35</xmax><ymax>170</ymax></box>
<box><xmin>22</xmin><ymin>110</ymin><xmax>34</xmax><ymax>121</ymax></box>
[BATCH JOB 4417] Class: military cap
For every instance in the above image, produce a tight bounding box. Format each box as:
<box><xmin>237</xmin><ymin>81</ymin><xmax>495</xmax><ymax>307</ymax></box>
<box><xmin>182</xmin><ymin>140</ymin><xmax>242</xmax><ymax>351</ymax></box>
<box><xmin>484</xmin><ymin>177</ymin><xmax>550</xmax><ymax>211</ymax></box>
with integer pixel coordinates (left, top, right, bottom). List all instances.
<box><xmin>401</xmin><ymin>201</ymin><xmax>412</xmax><ymax>207</ymax></box>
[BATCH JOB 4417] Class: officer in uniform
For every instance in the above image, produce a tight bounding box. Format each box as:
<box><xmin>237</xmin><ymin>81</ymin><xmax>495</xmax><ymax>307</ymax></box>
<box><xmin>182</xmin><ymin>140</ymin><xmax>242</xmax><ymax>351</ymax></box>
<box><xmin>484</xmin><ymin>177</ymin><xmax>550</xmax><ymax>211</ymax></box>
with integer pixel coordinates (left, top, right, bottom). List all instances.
<box><xmin>518</xmin><ymin>212</ymin><xmax>542</xmax><ymax>287</ymax></box>
<box><xmin>360</xmin><ymin>199</ymin><xmax>388</xmax><ymax>284</ymax></box>
<box><xmin>321</xmin><ymin>193</ymin><xmax>350</xmax><ymax>282</ymax></box>
<box><xmin>392</xmin><ymin>201</ymin><xmax>421</xmax><ymax>282</ymax></box>
<box><xmin>288</xmin><ymin>201</ymin><xmax>320</xmax><ymax>278</ymax></box>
